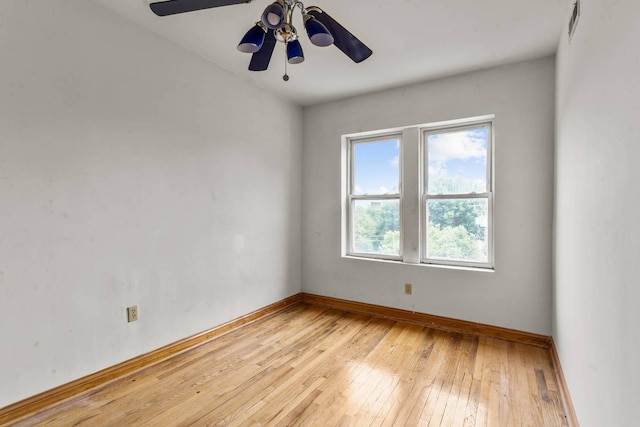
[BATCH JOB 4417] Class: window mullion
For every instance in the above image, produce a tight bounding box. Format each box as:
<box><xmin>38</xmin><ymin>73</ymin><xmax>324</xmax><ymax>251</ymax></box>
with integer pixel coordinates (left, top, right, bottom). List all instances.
<box><xmin>401</xmin><ymin>127</ymin><xmax>420</xmax><ymax>263</ymax></box>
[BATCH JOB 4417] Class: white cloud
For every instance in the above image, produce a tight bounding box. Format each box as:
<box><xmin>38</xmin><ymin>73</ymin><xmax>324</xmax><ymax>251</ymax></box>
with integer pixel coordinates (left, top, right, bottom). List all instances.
<box><xmin>428</xmin><ymin>131</ymin><xmax>486</xmax><ymax>164</ymax></box>
<box><xmin>426</xmin><ymin>131</ymin><xmax>487</xmax><ymax>177</ymax></box>
<box><xmin>354</xmin><ymin>184</ymin><xmax>364</xmax><ymax>194</ymax></box>
<box><xmin>389</xmin><ymin>155</ymin><xmax>399</xmax><ymax>167</ymax></box>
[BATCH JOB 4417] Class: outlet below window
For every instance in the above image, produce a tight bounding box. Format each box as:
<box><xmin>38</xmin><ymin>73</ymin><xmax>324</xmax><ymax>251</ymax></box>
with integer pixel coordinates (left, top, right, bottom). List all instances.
<box><xmin>127</xmin><ymin>305</ymin><xmax>138</xmax><ymax>322</ymax></box>
<box><xmin>404</xmin><ymin>283</ymin><xmax>413</xmax><ymax>295</ymax></box>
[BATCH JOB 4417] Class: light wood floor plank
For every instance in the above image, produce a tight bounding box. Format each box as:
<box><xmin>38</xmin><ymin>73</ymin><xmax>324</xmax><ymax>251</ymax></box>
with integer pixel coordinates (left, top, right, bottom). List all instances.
<box><xmin>13</xmin><ymin>304</ymin><xmax>568</xmax><ymax>426</ymax></box>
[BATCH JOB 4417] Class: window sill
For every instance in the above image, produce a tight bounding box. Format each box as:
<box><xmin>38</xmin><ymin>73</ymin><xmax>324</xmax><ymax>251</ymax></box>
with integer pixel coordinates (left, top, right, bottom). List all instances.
<box><xmin>342</xmin><ymin>255</ymin><xmax>495</xmax><ymax>273</ymax></box>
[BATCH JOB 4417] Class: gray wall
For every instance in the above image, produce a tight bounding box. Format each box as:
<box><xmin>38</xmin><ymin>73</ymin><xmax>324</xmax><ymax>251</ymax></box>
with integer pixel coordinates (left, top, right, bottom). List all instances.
<box><xmin>0</xmin><ymin>0</ymin><xmax>302</xmax><ymax>407</ymax></box>
<box><xmin>554</xmin><ymin>0</ymin><xmax>640</xmax><ymax>425</ymax></box>
<box><xmin>302</xmin><ymin>57</ymin><xmax>555</xmax><ymax>334</ymax></box>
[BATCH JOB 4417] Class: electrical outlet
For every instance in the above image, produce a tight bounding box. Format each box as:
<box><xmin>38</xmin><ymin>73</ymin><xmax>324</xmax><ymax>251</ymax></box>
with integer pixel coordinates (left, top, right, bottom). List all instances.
<box><xmin>127</xmin><ymin>305</ymin><xmax>138</xmax><ymax>322</ymax></box>
<box><xmin>404</xmin><ymin>283</ymin><xmax>412</xmax><ymax>295</ymax></box>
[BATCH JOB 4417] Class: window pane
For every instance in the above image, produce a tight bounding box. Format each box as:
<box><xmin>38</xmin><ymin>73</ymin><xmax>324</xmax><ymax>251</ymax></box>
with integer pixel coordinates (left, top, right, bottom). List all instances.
<box><xmin>426</xmin><ymin>198</ymin><xmax>488</xmax><ymax>263</ymax></box>
<box><xmin>427</xmin><ymin>127</ymin><xmax>488</xmax><ymax>195</ymax></box>
<box><xmin>353</xmin><ymin>139</ymin><xmax>400</xmax><ymax>195</ymax></box>
<box><xmin>352</xmin><ymin>199</ymin><xmax>400</xmax><ymax>255</ymax></box>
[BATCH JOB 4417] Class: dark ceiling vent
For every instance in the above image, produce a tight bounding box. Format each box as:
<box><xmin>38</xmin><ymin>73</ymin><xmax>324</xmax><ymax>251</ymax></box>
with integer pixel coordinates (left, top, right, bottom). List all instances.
<box><xmin>568</xmin><ymin>0</ymin><xmax>580</xmax><ymax>41</ymax></box>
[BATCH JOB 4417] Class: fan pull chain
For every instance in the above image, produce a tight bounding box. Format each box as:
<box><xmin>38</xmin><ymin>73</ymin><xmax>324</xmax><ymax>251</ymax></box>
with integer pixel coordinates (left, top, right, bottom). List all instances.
<box><xmin>283</xmin><ymin>43</ymin><xmax>289</xmax><ymax>81</ymax></box>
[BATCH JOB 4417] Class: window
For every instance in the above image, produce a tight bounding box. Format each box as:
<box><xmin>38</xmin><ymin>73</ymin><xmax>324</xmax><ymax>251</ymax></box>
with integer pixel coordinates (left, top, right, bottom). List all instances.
<box><xmin>347</xmin><ymin>135</ymin><xmax>402</xmax><ymax>259</ymax></box>
<box><xmin>345</xmin><ymin>116</ymin><xmax>493</xmax><ymax>269</ymax></box>
<box><xmin>424</xmin><ymin>123</ymin><xmax>492</xmax><ymax>267</ymax></box>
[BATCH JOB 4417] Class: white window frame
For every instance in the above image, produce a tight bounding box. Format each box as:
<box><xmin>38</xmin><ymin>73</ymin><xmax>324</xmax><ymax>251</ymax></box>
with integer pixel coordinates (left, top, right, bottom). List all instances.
<box><xmin>346</xmin><ymin>133</ymin><xmax>403</xmax><ymax>261</ymax></box>
<box><xmin>342</xmin><ymin>115</ymin><xmax>495</xmax><ymax>270</ymax></box>
<box><xmin>422</xmin><ymin>121</ymin><xmax>494</xmax><ymax>269</ymax></box>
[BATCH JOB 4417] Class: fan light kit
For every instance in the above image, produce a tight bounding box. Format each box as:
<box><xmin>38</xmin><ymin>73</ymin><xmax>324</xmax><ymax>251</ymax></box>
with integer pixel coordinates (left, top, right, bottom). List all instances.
<box><xmin>149</xmin><ymin>0</ymin><xmax>372</xmax><ymax>80</ymax></box>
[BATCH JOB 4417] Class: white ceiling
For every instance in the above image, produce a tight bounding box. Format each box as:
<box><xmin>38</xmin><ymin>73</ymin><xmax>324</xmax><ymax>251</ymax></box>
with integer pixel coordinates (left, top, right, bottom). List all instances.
<box><xmin>91</xmin><ymin>0</ymin><xmax>568</xmax><ymax>106</ymax></box>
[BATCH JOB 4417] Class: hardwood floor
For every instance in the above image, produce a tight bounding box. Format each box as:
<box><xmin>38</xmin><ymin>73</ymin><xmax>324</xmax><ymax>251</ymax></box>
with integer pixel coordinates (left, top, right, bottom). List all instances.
<box><xmin>13</xmin><ymin>304</ymin><xmax>568</xmax><ymax>426</ymax></box>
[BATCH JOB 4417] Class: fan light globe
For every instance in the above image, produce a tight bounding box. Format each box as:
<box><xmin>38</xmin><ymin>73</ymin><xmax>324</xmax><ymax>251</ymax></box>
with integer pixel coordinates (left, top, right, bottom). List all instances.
<box><xmin>237</xmin><ymin>23</ymin><xmax>266</xmax><ymax>53</ymax></box>
<box><xmin>261</xmin><ymin>2</ymin><xmax>285</xmax><ymax>30</ymax></box>
<box><xmin>286</xmin><ymin>39</ymin><xmax>304</xmax><ymax>64</ymax></box>
<box><xmin>305</xmin><ymin>17</ymin><xmax>334</xmax><ymax>47</ymax></box>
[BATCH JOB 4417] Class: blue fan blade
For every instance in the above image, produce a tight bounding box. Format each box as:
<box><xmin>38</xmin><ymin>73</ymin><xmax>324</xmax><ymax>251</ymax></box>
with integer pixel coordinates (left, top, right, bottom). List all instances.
<box><xmin>249</xmin><ymin>29</ymin><xmax>276</xmax><ymax>71</ymax></box>
<box><xmin>307</xmin><ymin>8</ymin><xmax>372</xmax><ymax>63</ymax></box>
<box><xmin>150</xmin><ymin>0</ymin><xmax>251</xmax><ymax>16</ymax></box>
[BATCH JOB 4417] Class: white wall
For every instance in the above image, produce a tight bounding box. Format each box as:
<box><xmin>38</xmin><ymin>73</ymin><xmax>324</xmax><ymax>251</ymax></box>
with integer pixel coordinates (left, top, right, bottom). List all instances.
<box><xmin>302</xmin><ymin>57</ymin><xmax>555</xmax><ymax>334</ymax></box>
<box><xmin>555</xmin><ymin>1</ymin><xmax>640</xmax><ymax>425</ymax></box>
<box><xmin>0</xmin><ymin>0</ymin><xmax>302</xmax><ymax>407</ymax></box>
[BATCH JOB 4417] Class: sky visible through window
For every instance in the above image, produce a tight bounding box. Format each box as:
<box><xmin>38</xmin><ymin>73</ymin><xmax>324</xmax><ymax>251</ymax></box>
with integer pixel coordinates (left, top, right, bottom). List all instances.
<box><xmin>427</xmin><ymin>127</ymin><xmax>488</xmax><ymax>194</ymax></box>
<box><xmin>352</xmin><ymin>128</ymin><xmax>488</xmax><ymax>196</ymax></box>
<box><xmin>353</xmin><ymin>139</ymin><xmax>399</xmax><ymax>195</ymax></box>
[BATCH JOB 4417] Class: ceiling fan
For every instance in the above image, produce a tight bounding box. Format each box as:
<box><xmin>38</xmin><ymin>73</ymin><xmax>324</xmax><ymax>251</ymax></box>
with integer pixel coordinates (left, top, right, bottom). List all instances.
<box><xmin>149</xmin><ymin>0</ymin><xmax>372</xmax><ymax>80</ymax></box>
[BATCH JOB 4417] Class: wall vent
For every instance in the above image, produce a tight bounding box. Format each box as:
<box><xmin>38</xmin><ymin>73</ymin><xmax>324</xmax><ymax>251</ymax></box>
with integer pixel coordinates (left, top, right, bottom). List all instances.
<box><xmin>568</xmin><ymin>0</ymin><xmax>580</xmax><ymax>41</ymax></box>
